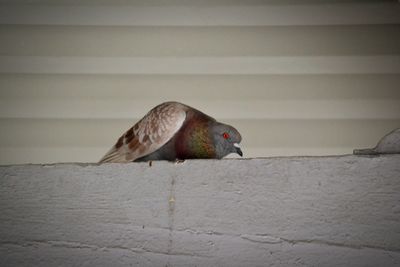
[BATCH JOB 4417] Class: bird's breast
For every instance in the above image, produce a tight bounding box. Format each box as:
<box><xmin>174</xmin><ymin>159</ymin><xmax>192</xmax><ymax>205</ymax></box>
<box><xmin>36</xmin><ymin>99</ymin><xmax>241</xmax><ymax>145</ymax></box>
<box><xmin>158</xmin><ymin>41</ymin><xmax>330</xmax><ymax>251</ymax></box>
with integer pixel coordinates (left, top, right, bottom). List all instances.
<box><xmin>175</xmin><ymin>119</ymin><xmax>215</xmax><ymax>159</ymax></box>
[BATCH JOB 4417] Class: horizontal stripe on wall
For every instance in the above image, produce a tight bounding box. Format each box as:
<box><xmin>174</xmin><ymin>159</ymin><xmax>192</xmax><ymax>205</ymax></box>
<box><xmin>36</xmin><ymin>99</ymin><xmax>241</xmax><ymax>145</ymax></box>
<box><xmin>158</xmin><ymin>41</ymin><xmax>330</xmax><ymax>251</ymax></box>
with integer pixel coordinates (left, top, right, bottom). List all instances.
<box><xmin>1</xmin><ymin>99</ymin><xmax>400</xmax><ymax>120</ymax></box>
<box><xmin>1</xmin><ymin>0</ymin><xmax>393</xmax><ymax>6</ymax></box>
<box><xmin>1</xmin><ymin>3</ymin><xmax>399</xmax><ymax>26</ymax></box>
<box><xmin>1</xmin><ymin>56</ymin><xmax>399</xmax><ymax>74</ymax></box>
<box><xmin>2</xmin><ymin>74</ymin><xmax>400</xmax><ymax>100</ymax></box>
<box><xmin>1</xmin><ymin>25</ymin><xmax>399</xmax><ymax>57</ymax></box>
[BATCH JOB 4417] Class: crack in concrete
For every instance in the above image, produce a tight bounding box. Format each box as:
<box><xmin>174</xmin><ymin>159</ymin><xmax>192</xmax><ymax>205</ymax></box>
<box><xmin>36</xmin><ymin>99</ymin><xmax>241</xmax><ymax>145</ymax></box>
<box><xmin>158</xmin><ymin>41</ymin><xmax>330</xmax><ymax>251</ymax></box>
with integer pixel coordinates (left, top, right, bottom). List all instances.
<box><xmin>131</xmin><ymin>224</ymin><xmax>400</xmax><ymax>253</ymax></box>
<box><xmin>1</xmin><ymin>228</ymin><xmax>399</xmax><ymax>258</ymax></box>
<box><xmin>173</xmin><ymin>229</ymin><xmax>400</xmax><ymax>253</ymax></box>
<box><xmin>279</xmin><ymin>237</ymin><xmax>400</xmax><ymax>252</ymax></box>
<box><xmin>166</xmin><ymin>173</ymin><xmax>177</xmax><ymax>266</ymax></box>
<box><xmin>0</xmin><ymin>240</ymin><xmax>206</xmax><ymax>258</ymax></box>
<box><xmin>240</xmin><ymin>234</ymin><xmax>400</xmax><ymax>253</ymax></box>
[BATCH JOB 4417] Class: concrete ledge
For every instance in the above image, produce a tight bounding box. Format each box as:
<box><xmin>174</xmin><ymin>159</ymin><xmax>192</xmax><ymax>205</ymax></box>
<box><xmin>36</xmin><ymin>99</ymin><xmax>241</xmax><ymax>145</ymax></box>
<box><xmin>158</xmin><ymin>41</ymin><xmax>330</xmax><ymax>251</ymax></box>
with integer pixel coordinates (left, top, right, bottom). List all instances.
<box><xmin>1</xmin><ymin>155</ymin><xmax>400</xmax><ymax>266</ymax></box>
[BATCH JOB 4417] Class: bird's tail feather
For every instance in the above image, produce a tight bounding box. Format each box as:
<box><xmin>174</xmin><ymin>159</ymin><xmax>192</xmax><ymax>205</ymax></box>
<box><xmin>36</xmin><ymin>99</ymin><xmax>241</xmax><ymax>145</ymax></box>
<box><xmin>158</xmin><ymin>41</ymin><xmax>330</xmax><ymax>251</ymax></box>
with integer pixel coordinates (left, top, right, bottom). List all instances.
<box><xmin>99</xmin><ymin>146</ymin><xmax>127</xmax><ymax>163</ymax></box>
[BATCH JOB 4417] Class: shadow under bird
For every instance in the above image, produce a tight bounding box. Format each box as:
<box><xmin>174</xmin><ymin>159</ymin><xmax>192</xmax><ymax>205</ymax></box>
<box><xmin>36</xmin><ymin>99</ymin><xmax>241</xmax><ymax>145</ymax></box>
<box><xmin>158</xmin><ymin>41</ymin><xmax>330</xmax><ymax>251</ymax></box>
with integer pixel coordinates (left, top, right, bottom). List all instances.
<box><xmin>99</xmin><ymin>101</ymin><xmax>243</xmax><ymax>163</ymax></box>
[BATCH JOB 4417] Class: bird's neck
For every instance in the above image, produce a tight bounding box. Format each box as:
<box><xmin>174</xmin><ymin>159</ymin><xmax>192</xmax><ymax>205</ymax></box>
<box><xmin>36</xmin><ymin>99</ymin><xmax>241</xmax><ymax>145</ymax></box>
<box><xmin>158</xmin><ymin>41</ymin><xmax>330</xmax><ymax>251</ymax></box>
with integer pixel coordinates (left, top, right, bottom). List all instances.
<box><xmin>177</xmin><ymin>119</ymin><xmax>216</xmax><ymax>159</ymax></box>
<box><xmin>190</xmin><ymin>125</ymin><xmax>215</xmax><ymax>158</ymax></box>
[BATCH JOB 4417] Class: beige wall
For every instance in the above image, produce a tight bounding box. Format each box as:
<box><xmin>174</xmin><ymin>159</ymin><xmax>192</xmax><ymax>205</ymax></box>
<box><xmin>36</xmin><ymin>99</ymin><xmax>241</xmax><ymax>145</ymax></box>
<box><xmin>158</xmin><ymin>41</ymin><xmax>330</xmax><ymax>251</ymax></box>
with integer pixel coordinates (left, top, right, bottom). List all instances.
<box><xmin>0</xmin><ymin>0</ymin><xmax>400</xmax><ymax>164</ymax></box>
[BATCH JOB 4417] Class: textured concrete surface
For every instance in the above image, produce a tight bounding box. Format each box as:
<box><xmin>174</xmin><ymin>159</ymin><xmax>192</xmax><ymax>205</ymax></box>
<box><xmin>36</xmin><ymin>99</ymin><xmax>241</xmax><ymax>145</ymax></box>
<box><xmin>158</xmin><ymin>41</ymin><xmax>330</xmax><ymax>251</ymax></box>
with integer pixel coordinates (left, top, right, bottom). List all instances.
<box><xmin>1</xmin><ymin>155</ymin><xmax>400</xmax><ymax>267</ymax></box>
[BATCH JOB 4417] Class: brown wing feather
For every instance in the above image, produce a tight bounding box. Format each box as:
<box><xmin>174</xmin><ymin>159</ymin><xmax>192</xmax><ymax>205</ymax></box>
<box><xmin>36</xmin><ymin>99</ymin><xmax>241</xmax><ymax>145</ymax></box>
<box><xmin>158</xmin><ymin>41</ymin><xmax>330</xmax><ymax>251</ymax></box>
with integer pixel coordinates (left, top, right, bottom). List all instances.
<box><xmin>99</xmin><ymin>102</ymin><xmax>187</xmax><ymax>163</ymax></box>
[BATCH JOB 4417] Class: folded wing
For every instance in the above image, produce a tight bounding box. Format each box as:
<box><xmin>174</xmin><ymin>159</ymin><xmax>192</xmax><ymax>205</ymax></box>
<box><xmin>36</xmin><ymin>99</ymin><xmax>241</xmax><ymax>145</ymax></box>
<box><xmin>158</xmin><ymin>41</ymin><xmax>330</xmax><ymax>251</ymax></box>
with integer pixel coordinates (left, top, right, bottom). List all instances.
<box><xmin>99</xmin><ymin>102</ymin><xmax>187</xmax><ymax>163</ymax></box>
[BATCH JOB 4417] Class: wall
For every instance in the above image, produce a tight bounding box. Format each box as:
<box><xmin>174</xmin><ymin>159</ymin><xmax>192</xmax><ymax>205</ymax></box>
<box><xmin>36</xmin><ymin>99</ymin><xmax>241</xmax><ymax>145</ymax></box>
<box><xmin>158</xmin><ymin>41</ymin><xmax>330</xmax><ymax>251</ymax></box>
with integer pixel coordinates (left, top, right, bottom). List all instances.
<box><xmin>1</xmin><ymin>0</ymin><xmax>400</xmax><ymax>164</ymax></box>
<box><xmin>1</xmin><ymin>155</ymin><xmax>400</xmax><ymax>266</ymax></box>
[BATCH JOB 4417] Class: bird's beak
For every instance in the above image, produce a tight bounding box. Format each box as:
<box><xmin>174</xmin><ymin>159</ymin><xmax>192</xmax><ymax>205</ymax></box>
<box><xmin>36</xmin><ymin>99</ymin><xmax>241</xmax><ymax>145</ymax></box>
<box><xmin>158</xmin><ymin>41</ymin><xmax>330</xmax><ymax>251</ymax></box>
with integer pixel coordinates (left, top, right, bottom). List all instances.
<box><xmin>233</xmin><ymin>143</ymin><xmax>243</xmax><ymax>157</ymax></box>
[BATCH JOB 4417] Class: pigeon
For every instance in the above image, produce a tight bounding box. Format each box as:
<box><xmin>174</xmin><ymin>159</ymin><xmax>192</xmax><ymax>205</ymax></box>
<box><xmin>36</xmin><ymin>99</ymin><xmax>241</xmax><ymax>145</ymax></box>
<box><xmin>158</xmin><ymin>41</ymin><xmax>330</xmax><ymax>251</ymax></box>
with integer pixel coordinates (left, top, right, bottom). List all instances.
<box><xmin>99</xmin><ymin>101</ymin><xmax>242</xmax><ymax>163</ymax></box>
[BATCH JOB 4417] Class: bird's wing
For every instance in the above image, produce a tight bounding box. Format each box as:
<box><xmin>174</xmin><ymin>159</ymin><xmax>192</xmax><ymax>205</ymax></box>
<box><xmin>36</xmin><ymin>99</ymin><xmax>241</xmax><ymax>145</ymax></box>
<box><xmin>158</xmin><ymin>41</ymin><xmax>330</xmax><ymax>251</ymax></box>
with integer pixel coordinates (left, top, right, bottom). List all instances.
<box><xmin>99</xmin><ymin>102</ymin><xmax>187</xmax><ymax>163</ymax></box>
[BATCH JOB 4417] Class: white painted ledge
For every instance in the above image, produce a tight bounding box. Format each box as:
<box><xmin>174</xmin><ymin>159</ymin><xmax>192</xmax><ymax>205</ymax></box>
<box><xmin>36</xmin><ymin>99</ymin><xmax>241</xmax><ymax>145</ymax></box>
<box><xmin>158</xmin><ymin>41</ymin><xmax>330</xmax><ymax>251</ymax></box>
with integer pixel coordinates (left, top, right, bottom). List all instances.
<box><xmin>1</xmin><ymin>155</ymin><xmax>400</xmax><ymax>266</ymax></box>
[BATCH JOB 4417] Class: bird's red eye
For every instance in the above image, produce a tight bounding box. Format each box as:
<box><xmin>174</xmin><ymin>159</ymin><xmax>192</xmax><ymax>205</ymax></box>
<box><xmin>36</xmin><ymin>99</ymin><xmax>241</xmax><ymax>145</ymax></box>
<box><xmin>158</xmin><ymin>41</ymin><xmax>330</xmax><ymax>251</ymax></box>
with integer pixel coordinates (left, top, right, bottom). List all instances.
<box><xmin>223</xmin><ymin>132</ymin><xmax>230</xmax><ymax>139</ymax></box>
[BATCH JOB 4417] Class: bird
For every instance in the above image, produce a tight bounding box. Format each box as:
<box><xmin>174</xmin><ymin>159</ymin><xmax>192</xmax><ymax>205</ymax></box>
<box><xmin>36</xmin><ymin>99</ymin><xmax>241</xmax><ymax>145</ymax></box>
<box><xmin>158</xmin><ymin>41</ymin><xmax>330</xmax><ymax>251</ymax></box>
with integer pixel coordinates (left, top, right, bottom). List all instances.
<box><xmin>99</xmin><ymin>101</ymin><xmax>242</xmax><ymax>163</ymax></box>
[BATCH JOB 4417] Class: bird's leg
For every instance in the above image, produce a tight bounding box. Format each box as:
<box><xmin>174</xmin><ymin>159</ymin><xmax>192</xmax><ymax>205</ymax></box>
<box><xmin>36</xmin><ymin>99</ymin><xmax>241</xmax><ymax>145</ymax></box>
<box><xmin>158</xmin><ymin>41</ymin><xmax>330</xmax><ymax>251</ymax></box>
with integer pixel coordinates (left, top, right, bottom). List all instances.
<box><xmin>148</xmin><ymin>160</ymin><xmax>153</xmax><ymax>167</ymax></box>
<box><xmin>174</xmin><ymin>159</ymin><xmax>185</xmax><ymax>164</ymax></box>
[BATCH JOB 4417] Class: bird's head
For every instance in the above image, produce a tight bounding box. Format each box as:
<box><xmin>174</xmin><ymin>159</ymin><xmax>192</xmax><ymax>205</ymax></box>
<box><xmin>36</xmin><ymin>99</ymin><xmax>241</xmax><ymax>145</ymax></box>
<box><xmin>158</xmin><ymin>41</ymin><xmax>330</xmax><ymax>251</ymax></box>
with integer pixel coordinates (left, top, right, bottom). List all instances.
<box><xmin>212</xmin><ymin>122</ymin><xmax>243</xmax><ymax>159</ymax></box>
